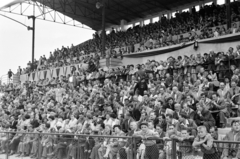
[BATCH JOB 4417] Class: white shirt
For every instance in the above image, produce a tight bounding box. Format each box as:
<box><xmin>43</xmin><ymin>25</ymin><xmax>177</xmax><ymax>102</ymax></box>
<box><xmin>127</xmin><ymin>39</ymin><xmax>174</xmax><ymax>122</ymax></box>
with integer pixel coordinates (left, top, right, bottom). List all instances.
<box><xmin>214</xmin><ymin>31</ymin><xmax>219</xmax><ymax>37</ymax></box>
<box><xmin>50</xmin><ymin>120</ymin><xmax>57</xmax><ymax>129</ymax></box>
<box><xmin>111</xmin><ymin>119</ymin><xmax>120</xmax><ymax>128</ymax></box>
<box><xmin>55</xmin><ymin>88</ymin><xmax>65</xmax><ymax>98</ymax></box>
<box><xmin>104</xmin><ymin>118</ymin><xmax>113</xmax><ymax>127</ymax></box>
<box><xmin>138</xmin><ymin>95</ymin><xmax>143</xmax><ymax>102</ymax></box>
<box><xmin>69</xmin><ymin>118</ymin><xmax>78</xmax><ymax>128</ymax></box>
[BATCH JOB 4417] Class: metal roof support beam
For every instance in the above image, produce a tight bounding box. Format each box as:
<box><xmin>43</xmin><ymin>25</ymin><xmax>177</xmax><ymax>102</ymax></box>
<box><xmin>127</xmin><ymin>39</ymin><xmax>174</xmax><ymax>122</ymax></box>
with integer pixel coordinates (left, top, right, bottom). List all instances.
<box><xmin>38</xmin><ymin>0</ymin><xmax>109</xmax><ymax>26</ymax></box>
<box><xmin>0</xmin><ymin>1</ymin><xmax>92</xmax><ymax>30</ymax></box>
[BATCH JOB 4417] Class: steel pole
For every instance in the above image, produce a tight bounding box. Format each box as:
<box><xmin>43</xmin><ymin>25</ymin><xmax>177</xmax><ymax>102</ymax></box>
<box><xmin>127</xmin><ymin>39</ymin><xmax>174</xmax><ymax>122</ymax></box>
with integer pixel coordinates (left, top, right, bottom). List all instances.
<box><xmin>32</xmin><ymin>16</ymin><xmax>35</xmax><ymax>64</ymax></box>
<box><xmin>226</xmin><ymin>0</ymin><xmax>231</xmax><ymax>29</ymax></box>
<box><xmin>102</xmin><ymin>0</ymin><xmax>106</xmax><ymax>58</ymax></box>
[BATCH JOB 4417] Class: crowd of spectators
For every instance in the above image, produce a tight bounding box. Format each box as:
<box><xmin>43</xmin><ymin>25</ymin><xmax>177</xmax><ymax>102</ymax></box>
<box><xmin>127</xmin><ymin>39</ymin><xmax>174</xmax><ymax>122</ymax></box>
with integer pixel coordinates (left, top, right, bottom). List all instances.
<box><xmin>4</xmin><ymin>1</ymin><xmax>240</xmax><ymax>159</ymax></box>
<box><xmin>18</xmin><ymin>50</ymin><xmax>100</xmax><ymax>76</ymax></box>
<box><xmin>1</xmin><ymin>44</ymin><xmax>240</xmax><ymax>159</ymax></box>
<box><xmin>17</xmin><ymin>1</ymin><xmax>240</xmax><ymax>76</ymax></box>
<box><xmin>80</xmin><ymin>1</ymin><xmax>240</xmax><ymax>55</ymax></box>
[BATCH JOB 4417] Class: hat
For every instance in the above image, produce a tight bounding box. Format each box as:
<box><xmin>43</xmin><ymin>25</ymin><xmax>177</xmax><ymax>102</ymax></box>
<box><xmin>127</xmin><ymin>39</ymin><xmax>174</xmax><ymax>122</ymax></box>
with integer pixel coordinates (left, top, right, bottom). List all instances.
<box><xmin>139</xmin><ymin>122</ymin><xmax>148</xmax><ymax>127</ymax></box>
<box><xmin>113</xmin><ymin>125</ymin><xmax>121</xmax><ymax>130</ymax></box>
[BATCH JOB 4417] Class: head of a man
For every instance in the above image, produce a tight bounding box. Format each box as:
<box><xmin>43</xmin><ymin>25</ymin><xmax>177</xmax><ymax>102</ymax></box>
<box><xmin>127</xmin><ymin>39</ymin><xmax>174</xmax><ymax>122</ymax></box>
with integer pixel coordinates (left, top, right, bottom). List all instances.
<box><xmin>232</xmin><ymin>120</ymin><xmax>240</xmax><ymax>132</ymax></box>
<box><xmin>166</xmin><ymin>114</ymin><xmax>173</xmax><ymax>124</ymax></box>
<box><xmin>179</xmin><ymin>113</ymin><xmax>187</xmax><ymax>123</ymax></box>
<box><xmin>181</xmin><ymin>129</ymin><xmax>189</xmax><ymax>138</ymax></box>
<box><xmin>130</xmin><ymin>122</ymin><xmax>137</xmax><ymax>131</ymax></box>
<box><xmin>149</xmin><ymin>112</ymin><xmax>156</xmax><ymax>120</ymax></box>
<box><xmin>174</xmin><ymin>104</ymin><xmax>181</xmax><ymax>112</ymax></box>
<box><xmin>140</xmin><ymin>123</ymin><xmax>148</xmax><ymax>132</ymax></box>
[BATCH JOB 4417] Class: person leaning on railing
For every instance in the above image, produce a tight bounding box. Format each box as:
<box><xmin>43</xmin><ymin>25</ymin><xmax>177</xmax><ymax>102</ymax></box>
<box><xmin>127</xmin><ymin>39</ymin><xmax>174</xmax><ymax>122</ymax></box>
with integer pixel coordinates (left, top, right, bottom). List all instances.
<box><xmin>222</xmin><ymin>120</ymin><xmax>240</xmax><ymax>159</ymax></box>
<box><xmin>132</xmin><ymin>122</ymin><xmax>159</xmax><ymax>159</ymax></box>
<box><xmin>193</xmin><ymin>125</ymin><xmax>219</xmax><ymax>159</ymax></box>
<box><xmin>103</xmin><ymin>125</ymin><xmax>126</xmax><ymax>159</ymax></box>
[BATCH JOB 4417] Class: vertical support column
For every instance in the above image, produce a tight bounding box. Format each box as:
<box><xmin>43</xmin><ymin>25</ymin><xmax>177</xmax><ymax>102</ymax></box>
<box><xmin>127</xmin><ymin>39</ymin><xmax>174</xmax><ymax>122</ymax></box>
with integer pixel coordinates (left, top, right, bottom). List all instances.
<box><xmin>140</xmin><ymin>20</ymin><xmax>144</xmax><ymax>27</ymax></box>
<box><xmin>32</xmin><ymin>16</ymin><xmax>35</xmax><ymax>64</ymax></box>
<box><xmin>28</xmin><ymin>14</ymin><xmax>35</xmax><ymax>67</ymax></box>
<box><xmin>226</xmin><ymin>0</ymin><xmax>231</xmax><ymax>29</ymax></box>
<box><xmin>150</xmin><ymin>17</ymin><xmax>153</xmax><ymax>24</ymax></box>
<box><xmin>102</xmin><ymin>0</ymin><xmax>106</xmax><ymax>57</ymax></box>
<box><xmin>120</xmin><ymin>19</ymin><xmax>128</xmax><ymax>31</ymax></box>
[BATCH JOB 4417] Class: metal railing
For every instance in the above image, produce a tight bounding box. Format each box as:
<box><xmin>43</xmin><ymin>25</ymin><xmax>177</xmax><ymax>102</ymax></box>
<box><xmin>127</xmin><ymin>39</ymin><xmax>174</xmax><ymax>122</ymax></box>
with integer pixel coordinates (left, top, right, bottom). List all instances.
<box><xmin>0</xmin><ymin>131</ymin><xmax>177</xmax><ymax>159</ymax></box>
<box><xmin>1</xmin><ymin>131</ymin><xmax>240</xmax><ymax>159</ymax></box>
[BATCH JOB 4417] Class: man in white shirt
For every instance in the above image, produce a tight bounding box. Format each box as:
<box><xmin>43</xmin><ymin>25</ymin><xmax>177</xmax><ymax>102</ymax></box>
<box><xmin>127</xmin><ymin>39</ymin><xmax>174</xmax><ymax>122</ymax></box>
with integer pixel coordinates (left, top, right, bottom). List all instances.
<box><xmin>68</xmin><ymin>115</ymin><xmax>78</xmax><ymax>128</ymax></box>
<box><xmin>214</xmin><ymin>28</ymin><xmax>219</xmax><ymax>37</ymax></box>
<box><xmin>217</xmin><ymin>82</ymin><xmax>228</xmax><ymax>100</ymax></box>
<box><xmin>55</xmin><ymin>83</ymin><xmax>65</xmax><ymax>103</ymax></box>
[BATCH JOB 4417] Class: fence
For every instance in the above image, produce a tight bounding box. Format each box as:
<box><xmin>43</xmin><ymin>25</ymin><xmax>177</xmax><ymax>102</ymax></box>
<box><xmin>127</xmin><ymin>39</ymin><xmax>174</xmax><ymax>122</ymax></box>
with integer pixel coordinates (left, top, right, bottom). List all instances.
<box><xmin>0</xmin><ymin>131</ymin><xmax>175</xmax><ymax>159</ymax></box>
<box><xmin>21</xmin><ymin>54</ymin><xmax>238</xmax><ymax>85</ymax></box>
<box><xmin>1</xmin><ymin>131</ymin><xmax>240</xmax><ymax>159</ymax></box>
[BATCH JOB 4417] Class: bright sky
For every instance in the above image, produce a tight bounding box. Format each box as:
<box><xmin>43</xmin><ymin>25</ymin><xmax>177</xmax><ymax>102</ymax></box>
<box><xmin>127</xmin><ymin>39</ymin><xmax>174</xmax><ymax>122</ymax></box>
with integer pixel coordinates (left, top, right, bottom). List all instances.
<box><xmin>0</xmin><ymin>0</ymin><xmax>95</xmax><ymax>76</ymax></box>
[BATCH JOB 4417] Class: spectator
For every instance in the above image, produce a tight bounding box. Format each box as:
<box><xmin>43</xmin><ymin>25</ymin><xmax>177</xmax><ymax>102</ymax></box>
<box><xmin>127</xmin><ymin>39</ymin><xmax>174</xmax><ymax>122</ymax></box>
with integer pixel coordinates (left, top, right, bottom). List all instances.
<box><xmin>176</xmin><ymin>113</ymin><xmax>197</xmax><ymax>136</ymax></box>
<box><xmin>222</xmin><ymin>120</ymin><xmax>240</xmax><ymax>159</ymax></box>
<box><xmin>193</xmin><ymin>126</ymin><xmax>219</xmax><ymax>159</ymax></box>
<box><xmin>133</xmin><ymin>123</ymin><xmax>159</xmax><ymax>159</ymax></box>
<box><xmin>8</xmin><ymin>69</ymin><xmax>14</xmax><ymax>81</ymax></box>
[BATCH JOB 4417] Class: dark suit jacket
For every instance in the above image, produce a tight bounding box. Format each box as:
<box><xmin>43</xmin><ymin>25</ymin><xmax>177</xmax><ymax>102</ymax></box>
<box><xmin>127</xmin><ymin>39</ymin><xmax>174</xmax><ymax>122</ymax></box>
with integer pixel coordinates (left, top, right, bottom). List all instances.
<box><xmin>180</xmin><ymin>109</ymin><xmax>195</xmax><ymax>119</ymax></box>
<box><xmin>159</xmin><ymin>120</ymin><xmax>167</xmax><ymax>132</ymax></box>
<box><xmin>210</xmin><ymin>98</ymin><xmax>226</xmax><ymax>111</ymax></box>
<box><xmin>130</xmin><ymin>108</ymin><xmax>141</xmax><ymax>121</ymax></box>
<box><xmin>173</xmin><ymin>111</ymin><xmax>180</xmax><ymax>120</ymax></box>
<box><xmin>121</xmin><ymin>118</ymin><xmax>134</xmax><ymax>133</ymax></box>
<box><xmin>155</xmin><ymin>108</ymin><xmax>165</xmax><ymax>117</ymax></box>
<box><xmin>171</xmin><ymin>91</ymin><xmax>183</xmax><ymax>103</ymax></box>
<box><xmin>10</xmin><ymin>120</ymin><xmax>18</xmax><ymax>130</ymax></box>
<box><xmin>176</xmin><ymin>119</ymin><xmax>197</xmax><ymax>132</ymax></box>
<box><xmin>194</xmin><ymin>110</ymin><xmax>215</xmax><ymax>129</ymax></box>
<box><xmin>164</xmin><ymin>103</ymin><xmax>175</xmax><ymax>110</ymax></box>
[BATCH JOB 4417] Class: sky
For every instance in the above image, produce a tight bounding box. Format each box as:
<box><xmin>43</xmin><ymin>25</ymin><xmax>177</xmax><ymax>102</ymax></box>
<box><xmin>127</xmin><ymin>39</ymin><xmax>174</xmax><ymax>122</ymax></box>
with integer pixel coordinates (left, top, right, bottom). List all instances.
<box><xmin>0</xmin><ymin>0</ymin><xmax>95</xmax><ymax>77</ymax></box>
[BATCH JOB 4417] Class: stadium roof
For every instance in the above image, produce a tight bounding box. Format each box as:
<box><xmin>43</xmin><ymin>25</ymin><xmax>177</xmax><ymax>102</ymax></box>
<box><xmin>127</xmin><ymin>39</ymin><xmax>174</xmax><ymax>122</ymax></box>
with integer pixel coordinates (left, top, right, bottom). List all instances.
<box><xmin>35</xmin><ymin>0</ymin><xmax>198</xmax><ymax>31</ymax></box>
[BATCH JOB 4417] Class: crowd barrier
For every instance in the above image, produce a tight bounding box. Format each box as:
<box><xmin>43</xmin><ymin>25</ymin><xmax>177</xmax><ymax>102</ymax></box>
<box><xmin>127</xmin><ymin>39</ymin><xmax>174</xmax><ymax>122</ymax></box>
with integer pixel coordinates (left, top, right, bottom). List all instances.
<box><xmin>20</xmin><ymin>63</ymin><xmax>89</xmax><ymax>83</ymax></box>
<box><xmin>20</xmin><ymin>52</ymin><xmax>236</xmax><ymax>87</ymax></box>
<box><xmin>1</xmin><ymin>131</ymin><xmax>240</xmax><ymax>159</ymax></box>
<box><xmin>21</xmin><ymin>33</ymin><xmax>240</xmax><ymax>84</ymax></box>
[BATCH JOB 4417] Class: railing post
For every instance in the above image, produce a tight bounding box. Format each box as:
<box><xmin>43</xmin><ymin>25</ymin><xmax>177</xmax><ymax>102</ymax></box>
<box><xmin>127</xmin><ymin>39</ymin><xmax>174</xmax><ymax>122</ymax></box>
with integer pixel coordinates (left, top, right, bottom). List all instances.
<box><xmin>37</xmin><ymin>133</ymin><xmax>41</xmax><ymax>159</ymax></box>
<box><xmin>77</xmin><ymin>134</ymin><xmax>80</xmax><ymax>159</ymax></box>
<box><xmin>132</xmin><ymin>137</ymin><xmax>136</xmax><ymax>159</ymax></box>
<box><xmin>6</xmin><ymin>132</ymin><xmax>9</xmax><ymax>159</ymax></box>
<box><xmin>171</xmin><ymin>139</ymin><xmax>177</xmax><ymax>159</ymax></box>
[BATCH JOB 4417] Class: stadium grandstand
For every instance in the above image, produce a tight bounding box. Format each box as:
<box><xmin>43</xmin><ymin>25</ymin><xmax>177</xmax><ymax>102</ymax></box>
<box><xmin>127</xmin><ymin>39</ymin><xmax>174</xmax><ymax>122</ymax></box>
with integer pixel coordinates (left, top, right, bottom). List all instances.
<box><xmin>2</xmin><ymin>0</ymin><xmax>240</xmax><ymax>159</ymax></box>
